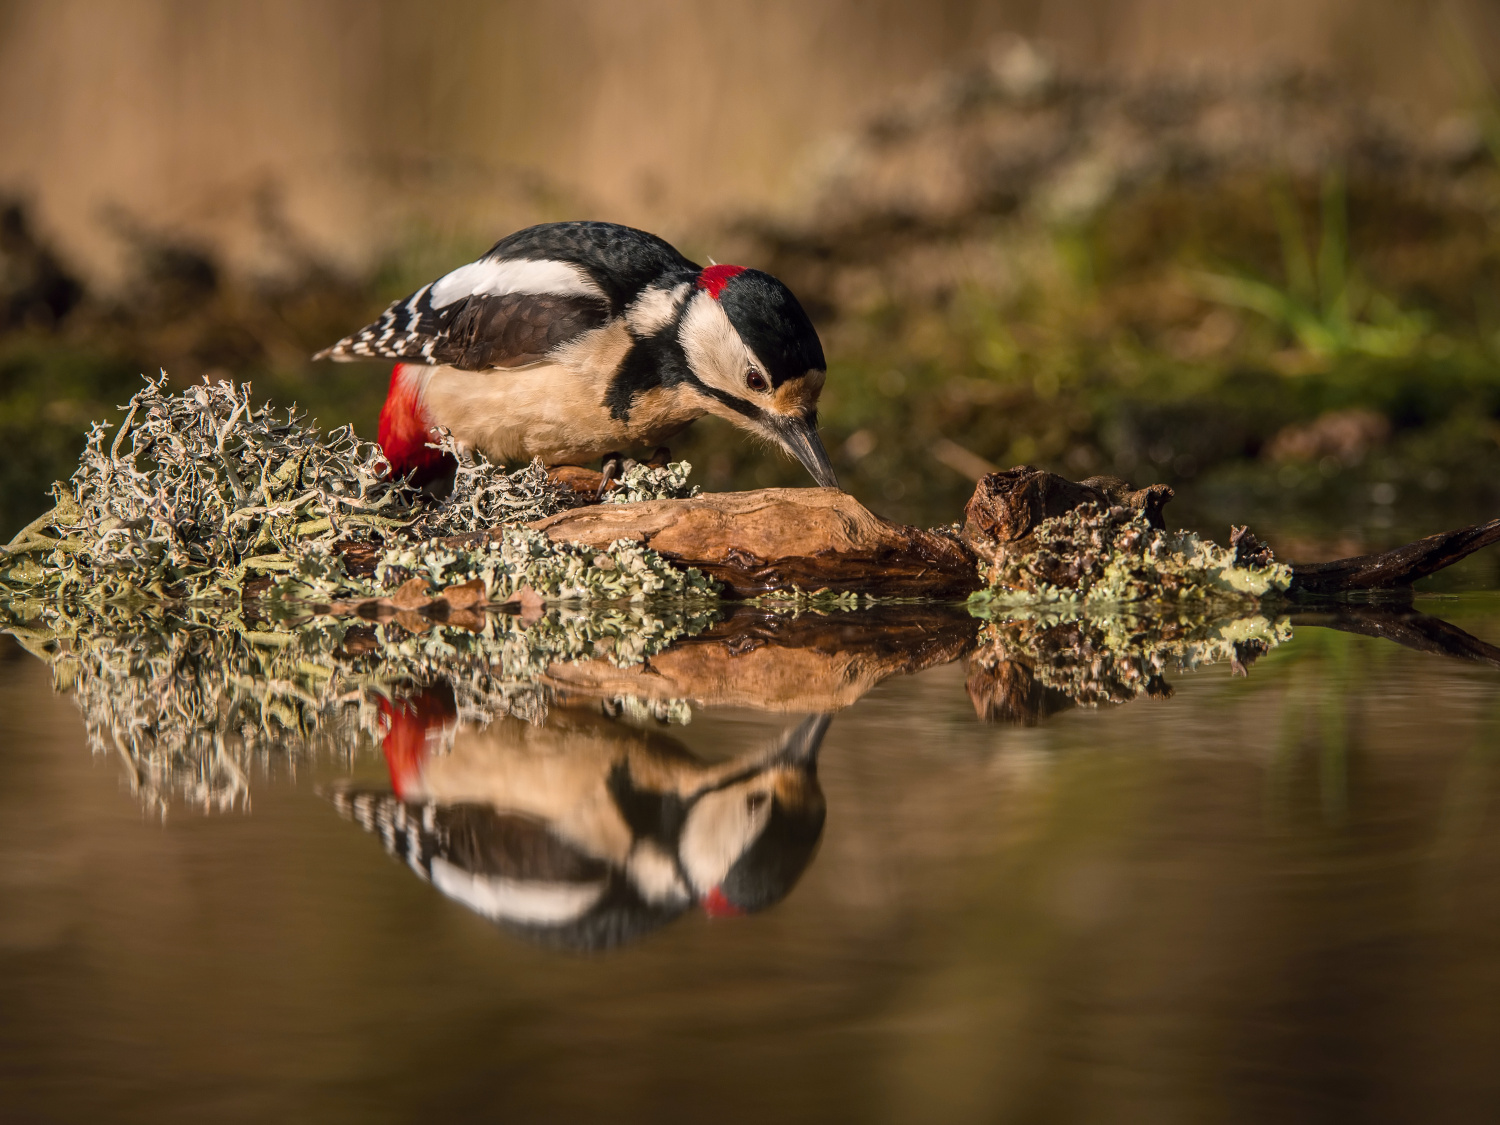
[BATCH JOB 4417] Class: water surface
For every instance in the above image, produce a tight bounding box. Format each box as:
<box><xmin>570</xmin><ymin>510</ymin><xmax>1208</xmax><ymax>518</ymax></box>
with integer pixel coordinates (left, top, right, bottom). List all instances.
<box><xmin>4</xmin><ymin>593</ymin><xmax>1500</xmax><ymax>1124</ymax></box>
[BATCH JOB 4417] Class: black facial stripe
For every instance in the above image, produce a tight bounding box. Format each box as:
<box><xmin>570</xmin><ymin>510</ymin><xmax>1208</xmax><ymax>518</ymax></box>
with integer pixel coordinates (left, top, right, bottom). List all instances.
<box><xmin>603</xmin><ymin>330</ymin><xmax>694</xmax><ymax>421</ymax></box>
<box><xmin>686</xmin><ymin>376</ymin><xmax>766</xmax><ymax>423</ymax></box>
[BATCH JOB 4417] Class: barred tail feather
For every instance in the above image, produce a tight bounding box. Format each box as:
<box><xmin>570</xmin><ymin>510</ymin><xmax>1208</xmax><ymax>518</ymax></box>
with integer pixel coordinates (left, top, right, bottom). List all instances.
<box><xmin>312</xmin><ymin>282</ymin><xmax>445</xmax><ymax>362</ymax></box>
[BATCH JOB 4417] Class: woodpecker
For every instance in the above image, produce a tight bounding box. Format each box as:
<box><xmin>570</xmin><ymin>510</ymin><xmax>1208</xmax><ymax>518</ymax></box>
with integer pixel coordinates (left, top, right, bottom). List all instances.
<box><xmin>329</xmin><ymin>689</ymin><xmax>831</xmax><ymax>952</ymax></box>
<box><xmin>314</xmin><ymin>221</ymin><xmax>838</xmax><ymax>488</ymax></box>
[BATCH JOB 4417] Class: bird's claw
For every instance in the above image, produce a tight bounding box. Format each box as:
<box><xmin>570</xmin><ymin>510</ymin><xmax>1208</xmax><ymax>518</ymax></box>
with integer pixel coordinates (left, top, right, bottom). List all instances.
<box><xmin>596</xmin><ymin>452</ymin><xmax>623</xmax><ymax>500</ymax></box>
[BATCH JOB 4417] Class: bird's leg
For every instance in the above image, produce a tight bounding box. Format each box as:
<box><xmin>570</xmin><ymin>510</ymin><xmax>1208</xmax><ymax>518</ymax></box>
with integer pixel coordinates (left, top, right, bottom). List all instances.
<box><xmin>597</xmin><ymin>451</ymin><xmax>624</xmax><ymax>500</ymax></box>
<box><xmin>648</xmin><ymin>446</ymin><xmax>671</xmax><ymax>469</ymax></box>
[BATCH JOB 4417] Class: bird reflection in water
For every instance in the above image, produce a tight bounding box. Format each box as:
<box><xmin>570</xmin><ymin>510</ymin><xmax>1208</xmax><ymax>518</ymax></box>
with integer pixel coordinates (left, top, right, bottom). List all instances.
<box><xmin>332</xmin><ymin>688</ymin><xmax>831</xmax><ymax>951</ymax></box>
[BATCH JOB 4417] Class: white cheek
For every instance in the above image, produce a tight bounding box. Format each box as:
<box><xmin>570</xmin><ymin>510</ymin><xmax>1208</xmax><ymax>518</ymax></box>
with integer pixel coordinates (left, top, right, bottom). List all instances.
<box><xmin>679</xmin><ymin>291</ymin><xmax>753</xmax><ymax>398</ymax></box>
<box><xmin>678</xmin><ymin>788</ymin><xmax>771</xmax><ymax>892</ymax></box>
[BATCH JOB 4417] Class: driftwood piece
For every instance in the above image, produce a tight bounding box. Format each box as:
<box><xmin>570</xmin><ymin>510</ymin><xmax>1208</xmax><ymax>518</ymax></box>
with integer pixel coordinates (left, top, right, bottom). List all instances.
<box><xmin>959</xmin><ymin>465</ymin><xmax>1500</xmax><ymax>598</ymax></box>
<box><xmin>530</xmin><ymin>488</ymin><xmax>980</xmax><ymax>598</ymax></box>
<box><xmin>959</xmin><ymin>466</ymin><xmax>1175</xmax><ymax>578</ymax></box>
<box><xmin>961</xmin><ymin>467</ymin><xmax>1173</xmax><ymax>554</ymax></box>
<box><xmin>322</xmin><ymin>464</ymin><xmax>1500</xmax><ymax>602</ymax></box>
<box><xmin>1288</xmin><ymin>519</ymin><xmax>1500</xmax><ymax>595</ymax></box>
<box><xmin>545</xmin><ymin>603</ymin><xmax>977</xmax><ymax>712</ymax></box>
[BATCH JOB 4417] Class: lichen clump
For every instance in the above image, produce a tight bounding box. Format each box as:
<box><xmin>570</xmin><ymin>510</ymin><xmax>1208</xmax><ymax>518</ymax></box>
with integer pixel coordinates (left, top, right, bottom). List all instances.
<box><xmin>972</xmin><ymin>503</ymin><xmax>1293</xmax><ymax>608</ymax></box>
<box><xmin>0</xmin><ymin>377</ymin><xmax>718</xmax><ymax>608</ymax></box>
<box><xmin>420</xmin><ymin>436</ymin><xmax>580</xmax><ymax>533</ymax></box>
<box><xmin>373</xmin><ymin>529</ymin><xmax>717</xmax><ymax>604</ymax></box>
<box><xmin>604</xmin><ymin>459</ymin><xmax>699</xmax><ymax>504</ymax></box>
<box><xmin>0</xmin><ymin>376</ymin><xmax>415</xmax><ymax>600</ymax></box>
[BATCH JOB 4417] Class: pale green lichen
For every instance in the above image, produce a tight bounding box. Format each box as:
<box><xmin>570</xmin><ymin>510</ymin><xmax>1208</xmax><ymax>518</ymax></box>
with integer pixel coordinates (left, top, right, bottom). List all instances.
<box><xmin>420</xmin><ymin>435</ymin><xmax>580</xmax><ymax>534</ymax></box>
<box><xmin>969</xmin><ymin>503</ymin><xmax>1293</xmax><ymax>610</ymax></box>
<box><xmin>0</xmin><ymin>377</ymin><xmax>721</xmax><ymax>610</ymax></box>
<box><xmin>374</xmin><ymin>528</ymin><xmax>718</xmax><ymax>604</ymax></box>
<box><xmin>604</xmin><ymin>459</ymin><xmax>700</xmax><ymax>503</ymax></box>
<box><xmin>0</xmin><ymin>376</ymin><xmax>414</xmax><ymax>602</ymax></box>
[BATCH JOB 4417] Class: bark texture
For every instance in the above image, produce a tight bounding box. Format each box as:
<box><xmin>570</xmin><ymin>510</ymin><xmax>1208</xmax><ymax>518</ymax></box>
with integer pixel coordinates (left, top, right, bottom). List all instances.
<box><xmin>1288</xmin><ymin>519</ymin><xmax>1500</xmax><ymax>594</ymax></box>
<box><xmin>530</xmin><ymin>488</ymin><xmax>980</xmax><ymax>598</ymax></box>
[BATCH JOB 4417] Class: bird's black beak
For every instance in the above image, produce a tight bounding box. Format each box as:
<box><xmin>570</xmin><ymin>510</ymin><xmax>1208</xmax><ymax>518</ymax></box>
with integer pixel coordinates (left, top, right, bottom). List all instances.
<box><xmin>775</xmin><ymin>415</ymin><xmax>840</xmax><ymax>489</ymax></box>
<box><xmin>771</xmin><ymin>713</ymin><xmax>834</xmax><ymax>769</ymax></box>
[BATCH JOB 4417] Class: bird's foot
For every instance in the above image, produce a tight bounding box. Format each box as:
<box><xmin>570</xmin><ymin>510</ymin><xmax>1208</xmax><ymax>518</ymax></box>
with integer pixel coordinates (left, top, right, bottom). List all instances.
<box><xmin>648</xmin><ymin>446</ymin><xmax>671</xmax><ymax>469</ymax></box>
<box><xmin>597</xmin><ymin>451</ymin><xmax>624</xmax><ymax>500</ymax></box>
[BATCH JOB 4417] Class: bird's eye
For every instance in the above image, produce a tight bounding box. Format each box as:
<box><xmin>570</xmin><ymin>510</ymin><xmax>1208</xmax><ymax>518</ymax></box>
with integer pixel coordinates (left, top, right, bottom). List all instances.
<box><xmin>746</xmin><ymin>791</ymin><xmax>768</xmax><ymax>813</ymax></box>
<box><xmin>745</xmin><ymin>368</ymin><xmax>768</xmax><ymax>393</ymax></box>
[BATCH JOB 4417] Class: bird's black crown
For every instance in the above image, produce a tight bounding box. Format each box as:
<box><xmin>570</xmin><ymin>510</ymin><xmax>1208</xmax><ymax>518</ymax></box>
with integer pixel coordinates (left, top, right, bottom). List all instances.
<box><xmin>716</xmin><ymin>269</ymin><xmax>826</xmax><ymax>387</ymax></box>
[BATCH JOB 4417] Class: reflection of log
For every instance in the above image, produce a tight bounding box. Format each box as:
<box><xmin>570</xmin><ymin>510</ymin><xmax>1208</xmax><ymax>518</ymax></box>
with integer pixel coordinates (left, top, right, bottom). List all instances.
<box><xmin>1288</xmin><ymin>520</ymin><xmax>1500</xmax><ymax>595</ymax></box>
<box><xmin>966</xmin><ymin>657</ymin><xmax>1079</xmax><ymax>726</ymax></box>
<box><xmin>531</xmin><ymin>488</ymin><xmax>980</xmax><ymax>598</ymax></box>
<box><xmin>1291</xmin><ymin>603</ymin><xmax>1500</xmax><ymax>668</ymax></box>
<box><xmin>544</xmin><ymin>603</ymin><xmax>978</xmax><ymax>712</ymax></box>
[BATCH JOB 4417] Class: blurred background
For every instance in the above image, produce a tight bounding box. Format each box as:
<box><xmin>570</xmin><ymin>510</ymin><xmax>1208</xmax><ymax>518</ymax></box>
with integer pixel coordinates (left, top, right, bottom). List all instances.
<box><xmin>5</xmin><ymin>0</ymin><xmax>1500</xmax><ymax>551</ymax></box>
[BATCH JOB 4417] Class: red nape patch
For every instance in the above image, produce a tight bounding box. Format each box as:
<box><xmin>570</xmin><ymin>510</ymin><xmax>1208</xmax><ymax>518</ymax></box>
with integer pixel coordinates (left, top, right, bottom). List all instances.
<box><xmin>379</xmin><ymin>688</ymin><xmax>457</xmax><ymax>800</ymax></box>
<box><xmin>702</xmin><ymin>886</ymin><xmax>744</xmax><ymax>918</ymax></box>
<box><xmin>378</xmin><ymin>364</ymin><xmax>453</xmax><ymax>484</ymax></box>
<box><xmin>695</xmin><ymin>264</ymin><xmax>746</xmax><ymax>299</ymax></box>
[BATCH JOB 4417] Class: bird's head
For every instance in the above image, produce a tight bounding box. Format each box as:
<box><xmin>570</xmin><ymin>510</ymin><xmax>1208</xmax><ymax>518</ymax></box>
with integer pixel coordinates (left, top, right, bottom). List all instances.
<box><xmin>677</xmin><ymin>714</ymin><xmax>831</xmax><ymax>916</ymax></box>
<box><xmin>677</xmin><ymin>265</ymin><xmax>838</xmax><ymax>488</ymax></box>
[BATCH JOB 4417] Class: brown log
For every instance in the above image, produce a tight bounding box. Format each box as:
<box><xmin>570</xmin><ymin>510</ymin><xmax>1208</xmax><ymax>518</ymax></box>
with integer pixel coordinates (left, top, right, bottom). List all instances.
<box><xmin>544</xmin><ymin>603</ymin><xmax>977</xmax><ymax>712</ymax></box>
<box><xmin>1288</xmin><ymin>519</ymin><xmax>1500</xmax><ymax>595</ymax></box>
<box><xmin>325</xmin><ymin>465</ymin><xmax>1500</xmax><ymax>603</ymax></box>
<box><xmin>529</xmin><ymin>488</ymin><xmax>980</xmax><ymax>598</ymax></box>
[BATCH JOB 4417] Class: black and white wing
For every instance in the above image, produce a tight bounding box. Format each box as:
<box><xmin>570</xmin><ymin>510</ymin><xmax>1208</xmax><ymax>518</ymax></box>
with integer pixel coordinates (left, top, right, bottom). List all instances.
<box><xmin>314</xmin><ymin>221</ymin><xmax>699</xmax><ymax>371</ymax></box>
<box><xmin>328</xmin><ymin>788</ymin><xmax>688</xmax><ymax>951</ymax></box>
<box><xmin>313</xmin><ymin>256</ymin><xmax>613</xmax><ymax>370</ymax></box>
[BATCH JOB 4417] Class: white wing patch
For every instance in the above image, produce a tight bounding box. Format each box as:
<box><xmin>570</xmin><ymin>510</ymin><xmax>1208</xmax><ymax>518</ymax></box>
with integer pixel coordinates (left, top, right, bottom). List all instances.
<box><xmin>625</xmin><ymin>281</ymin><xmax>690</xmax><ymax>336</ymax></box>
<box><xmin>429</xmin><ymin>858</ymin><xmax>607</xmax><ymax>924</ymax></box>
<box><xmin>429</xmin><ymin>257</ymin><xmax>605</xmax><ymax>308</ymax></box>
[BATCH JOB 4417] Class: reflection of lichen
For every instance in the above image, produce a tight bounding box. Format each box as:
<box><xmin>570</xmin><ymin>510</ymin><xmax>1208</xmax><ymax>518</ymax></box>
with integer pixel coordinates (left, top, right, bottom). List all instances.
<box><xmin>971</xmin><ymin>504</ymin><xmax>1293</xmax><ymax>607</ymax></box>
<box><xmin>4</xmin><ymin>598</ymin><xmax>716</xmax><ymax>815</ymax></box>
<box><xmin>969</xmin><ymin>607</ymin><xmax>1292</xmax><ymax>716</ymax></box>
<box><xmin>602</xmin><ymin>694</ymin><xmax>695</xmax><ymax>726</ymax></box>
<box><xmin>750</xmin><ymin>587</ymin><xmax>883</xmax><ymax>609</ymax></box>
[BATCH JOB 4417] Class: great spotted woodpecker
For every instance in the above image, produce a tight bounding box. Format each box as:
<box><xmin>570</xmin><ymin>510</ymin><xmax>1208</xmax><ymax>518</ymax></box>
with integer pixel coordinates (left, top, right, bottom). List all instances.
<box><xmin>314</xmin><ymin>221</ymin><xmax>838</xmax><ymax>488</ymax></box>
<box><xmin>330</xmin><ymin>689</ymin><xmax>830</xmax><ymax>952</ymax></box>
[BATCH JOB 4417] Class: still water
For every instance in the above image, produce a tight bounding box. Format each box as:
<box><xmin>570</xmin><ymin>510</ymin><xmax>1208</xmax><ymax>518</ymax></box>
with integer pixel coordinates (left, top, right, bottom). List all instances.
<box><xmin>4</xmin><ymin>586</ymin><xmax>1500</xmax><ymax>1123</ymax></box>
